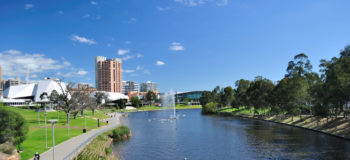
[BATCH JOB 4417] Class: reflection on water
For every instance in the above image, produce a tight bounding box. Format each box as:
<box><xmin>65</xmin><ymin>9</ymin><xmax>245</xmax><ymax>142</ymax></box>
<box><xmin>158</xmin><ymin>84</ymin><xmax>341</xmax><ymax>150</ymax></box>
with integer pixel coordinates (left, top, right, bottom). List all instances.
<box><xmin>111</xmin><ymin>109</ymin><xmax>350</xmax><ymax>160</ymax></box>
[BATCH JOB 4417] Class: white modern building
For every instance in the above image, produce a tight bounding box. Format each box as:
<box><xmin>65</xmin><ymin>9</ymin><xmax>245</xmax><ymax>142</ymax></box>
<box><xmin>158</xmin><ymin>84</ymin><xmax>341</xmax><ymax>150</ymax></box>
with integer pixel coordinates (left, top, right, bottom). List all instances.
<box><xmin>90</xmin><ymin>91</ymin><xmax>128</xmax><ymax>104</ymax></box>
<box><xmin>2</xmin><ymin>79</ymin><xmax>68</xmax><ymax>106</ymax></box>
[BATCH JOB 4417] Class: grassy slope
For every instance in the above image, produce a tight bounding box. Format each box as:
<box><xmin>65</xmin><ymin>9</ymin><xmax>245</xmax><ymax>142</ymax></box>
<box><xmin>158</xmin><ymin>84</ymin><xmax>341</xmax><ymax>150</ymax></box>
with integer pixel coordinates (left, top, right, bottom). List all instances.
<box><xmin>3</xmin><ymin>107</ymin><xmax>109</xmax><ymax>160</ymax></box>
<box><xmin>219</xmin><ymin>107</ymin><xmax>350</xmax><ymax>139</ymax></box>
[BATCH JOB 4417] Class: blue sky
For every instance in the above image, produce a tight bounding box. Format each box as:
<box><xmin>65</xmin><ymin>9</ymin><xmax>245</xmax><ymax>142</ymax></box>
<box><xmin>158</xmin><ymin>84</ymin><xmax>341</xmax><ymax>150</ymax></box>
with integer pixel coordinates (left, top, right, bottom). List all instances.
<box><xmin>1</xmin><ymin>0</ymin><xmax>350</xmax><ymax>92</ymax></box>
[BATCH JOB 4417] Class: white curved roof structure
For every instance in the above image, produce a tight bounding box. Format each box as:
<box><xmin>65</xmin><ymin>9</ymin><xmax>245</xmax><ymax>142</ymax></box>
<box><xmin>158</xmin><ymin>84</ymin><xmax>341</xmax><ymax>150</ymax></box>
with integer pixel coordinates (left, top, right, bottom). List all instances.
<box><xmin>3</xmin><ymin>80</ymin><xmax>68</xmax><ymax>102</ymax></box>
<box><xmin>90</xmin><ymin>91</ymin><xmax>128</xmax><ymax>102</ymax></box>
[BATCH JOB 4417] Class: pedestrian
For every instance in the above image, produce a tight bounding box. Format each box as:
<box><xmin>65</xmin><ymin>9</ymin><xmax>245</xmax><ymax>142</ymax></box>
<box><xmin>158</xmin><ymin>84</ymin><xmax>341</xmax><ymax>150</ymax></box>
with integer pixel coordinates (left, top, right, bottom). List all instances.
<box><xmin>33</xmin><ymin>152</ymin><xmax>40</xmax><ymax>160</ymax></box>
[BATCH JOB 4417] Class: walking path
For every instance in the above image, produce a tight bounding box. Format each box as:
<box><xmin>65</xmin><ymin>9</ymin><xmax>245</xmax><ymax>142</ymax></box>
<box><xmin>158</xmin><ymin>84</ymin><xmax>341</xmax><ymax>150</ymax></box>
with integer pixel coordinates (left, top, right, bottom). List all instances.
<box><xmin>37</xmin><ymin>113</ymin><xmax>122</xmax><ymax>160</ymax></box>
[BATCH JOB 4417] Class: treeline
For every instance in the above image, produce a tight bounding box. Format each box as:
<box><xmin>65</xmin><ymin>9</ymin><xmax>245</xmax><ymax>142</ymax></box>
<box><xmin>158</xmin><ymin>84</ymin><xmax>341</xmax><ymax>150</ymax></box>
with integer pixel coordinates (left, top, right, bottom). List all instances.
<box><xmin>200</xmin><ymin>45</ymin><xmax>350</xmax><ymax>119</ymax></box>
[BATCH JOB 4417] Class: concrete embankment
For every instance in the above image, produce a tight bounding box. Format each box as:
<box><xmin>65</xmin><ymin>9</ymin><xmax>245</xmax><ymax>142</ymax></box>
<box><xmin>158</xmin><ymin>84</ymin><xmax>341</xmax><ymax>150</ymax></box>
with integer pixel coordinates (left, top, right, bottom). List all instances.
<box><xmin>217</xmin><ymin>112</ymin><xmax>350</xmax><ymax>141</ymax></box>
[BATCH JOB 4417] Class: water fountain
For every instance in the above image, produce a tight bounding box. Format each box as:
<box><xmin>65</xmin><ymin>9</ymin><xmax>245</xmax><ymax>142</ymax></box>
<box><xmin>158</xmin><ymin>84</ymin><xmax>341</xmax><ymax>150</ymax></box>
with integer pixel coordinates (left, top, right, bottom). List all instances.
<box><xmin>161</xmin><ymin>90</ymin><xmax>178</xmax><ymax>119</ymax></box>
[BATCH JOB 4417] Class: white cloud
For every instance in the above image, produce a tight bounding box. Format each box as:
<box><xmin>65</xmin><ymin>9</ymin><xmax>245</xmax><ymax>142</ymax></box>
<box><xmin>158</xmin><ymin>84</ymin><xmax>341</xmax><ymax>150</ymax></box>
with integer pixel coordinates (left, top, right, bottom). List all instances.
<box><xmin>91</xmin><ymin>1</ymin><xmax>98</xmax><ymax>5</ymax></box>
<box><xmin>169</xmin><ymin>42</ymin><xmax>185</xmax><ymax>51</ymax></box>
<box><xmin>143</xmin><ymin>69</ymin><xmax>151</xmax><ymax>74</ymax></box>
<box><xmin>31</xmin><ymin>74</ymin><xmax>38</xmax><ymax>78</ymax></box>
<box><xmin>136</xmin><ymin>65</ymin><xmax>144</xmax><ymax>70</ymax></box>
<box><xmin>118</xmin><ymin>49</ymin><xmax>130</xmax><ymax>55</ymax></box>
<box><xmin>57</xmin><ymin>69</ymin><xmax>88</xmax><ymax>77</ymax></box>
<box><xmin>82</xmin><ymin>14</ymin><xmax>90</xmax><ymax>18</ymax></box>
<box><xmin>58</xmin><ymin>11</ymin><xmax>64</xmax><ymax>14</ymax></box>
<box><xmin>122</xmin><ymin>55</ymin><xmax>134</xmax><ymax>61</ymax></box>
<box><xmin>25</xmin><ymin>4</ymin><xmax>34</xmax><ymax>10</ymax></box>
<box><xmin>128</xmin><ymin>18</ymin><xmax>137</xmax><ymax>24</ymax></box>
<box><xmin>77</xmin><ymin>70</ymin><xmax>88</xmax><ymax>76</ymax></box>
<box><xmin>0</xmin><ymin>49</ymin><xmax>71</xmax><ymax>77</ymax></box>
<box><xmin>125</xmin><ymin>41</ymin><xmax>131</xmax><ymax>44</ymax></box>
<box><xmin>216</xmin><ymin>0</ymin><xmax>228</xmax><ymax>6</ymax></box>
<box><xmin>174</xmin><ymin>0</ymin><xmax>227</xmax><ymax>7</ymax></box>
<box><xmin>157</xmin><ymin>7</ymin><xmax>170</xmax><ymax>11</ymax></box>
<box><xmin>156</xmin><ymin>61</ymin><xmax>165</xmax><ymax>66</ymax></box>
<box><xmin>136</xmin><ymin>53</ymin><xmax>143</xmax><ymax>58</ymax></box>
<box><xmin>123</xmin><ymin>69</ymin><xmax>135</xmax><ymax>73</ymax></box>
<box><xmin>70</xmin><ymin>35</ymin><xmax>96</xmax><ymax>44</ymax></box>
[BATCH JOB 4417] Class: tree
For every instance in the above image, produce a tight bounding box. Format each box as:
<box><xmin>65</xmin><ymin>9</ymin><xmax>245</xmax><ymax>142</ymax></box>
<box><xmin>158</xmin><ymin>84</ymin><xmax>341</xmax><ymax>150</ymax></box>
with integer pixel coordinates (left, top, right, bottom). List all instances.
<box><xmin>0</xmin><ymin>108</ymin><xmax>28</xmax><ymax>146</ymax></box>
<box><xmin>183</xmin><ymin>97</ymin><xmax>190</xmax><ymax>105</ymax></box>
<box><xmin>285</xmin><ymin>53</ymin><xmax>314</xmax><ymax>119</ymax></box>
<box><xmin>146</xmin><ymin>91</ymin><xmax>156</xmax><ymax>105</ymax></box>
<box><xmin>223</xmin><ymin>86</ymin><xmax>234</xmax><ymax>107</ymax></box>
<box><xmin>318</xmin><ymin>45</ymin><xmax>350</xmax><ymax>118</ymax></box>
<box><xmin>246</xmin><ymin>76</ymin><xmax>275</xmax><ymax>116</ymax></box>
<box><xmin>49</xmin><ymin>90</ymin><xmax>59</xmax><ymax>109</ymax></box>
<box><xmin>94</xmin><ymin>92</ymin><xmax>108</xmax><ymax>115</ymax></box>
<box><xmin>130</xmin><ymin>96</ymin><xmax>141</xmax><ymax>108</ymax></box>
<box><xmin>56</xmin><ymin>82</ymin><xmax>75</xmax><ymax>123</ymax></box>
<box><xmin>116</xmin><ymin>99</ymin><xmax>127</xmax><ymax>109</ymax></box>
<box><xmin>234</xmin><ymin>79</ymin><xmax>250</xmax><ymax>108</ymax></box>
<box><xmin>199</xmin><ymin>91</ymin><xmax>212</xmax><ymax>106</ymax></box>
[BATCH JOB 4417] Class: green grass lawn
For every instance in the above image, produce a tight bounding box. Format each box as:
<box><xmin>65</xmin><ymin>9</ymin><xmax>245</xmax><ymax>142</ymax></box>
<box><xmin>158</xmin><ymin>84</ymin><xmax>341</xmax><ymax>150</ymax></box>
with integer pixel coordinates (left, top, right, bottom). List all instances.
<box><xmin>2</xmin><ymin>107</ymin><xmax>109</xmax><ymax>160</ymax></box>
<box><xmin>116</xmin><ymin>105</ymin><xmax>202</xmax><ymax>112</ymax></box>
<box><xmin>218</xmin><ymin>106</ymin><xmax>269</xmax><ymax>115</ymax></box>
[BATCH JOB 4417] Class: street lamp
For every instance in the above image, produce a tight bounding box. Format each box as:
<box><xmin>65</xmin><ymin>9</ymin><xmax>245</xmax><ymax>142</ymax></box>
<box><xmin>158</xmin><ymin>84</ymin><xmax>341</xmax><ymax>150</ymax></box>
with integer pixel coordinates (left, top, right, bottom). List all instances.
<box><xmin>44</xmin><ymin>113</ymin><xmax>48</xmax><ymax>148</ymax></box>
<box><xmin>67</xmin><ymin>113</ymin><xmax>70</xmax><ymax>137</ymax></box>
<box><xmin>38</xmin><ymin>110</ymin><xmax>40</xmax><ymax>127</ymax></box>
<box><xmin>83</xmin><ymin>111</ymin><xmax>87</xmax><ymax>133</ymax></box>
<box><xmin>48</xmin><ymin>119</ymin><xmax>58</xmax><ymax>160</ymax></box>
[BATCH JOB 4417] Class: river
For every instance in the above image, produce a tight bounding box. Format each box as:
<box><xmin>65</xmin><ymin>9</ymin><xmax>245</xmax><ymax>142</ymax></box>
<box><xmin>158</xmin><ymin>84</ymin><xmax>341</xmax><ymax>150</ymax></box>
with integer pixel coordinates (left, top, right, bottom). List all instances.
<box><xmin>111</xmin><ymin>109</ymin><xmax>350</xmax><ymax>160</ymax></box>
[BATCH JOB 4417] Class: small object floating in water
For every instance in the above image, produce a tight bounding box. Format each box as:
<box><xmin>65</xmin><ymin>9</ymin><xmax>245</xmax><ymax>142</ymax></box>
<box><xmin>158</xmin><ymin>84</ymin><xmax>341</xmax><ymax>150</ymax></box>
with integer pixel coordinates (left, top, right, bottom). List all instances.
<box><xmin>148</xmin><ymin>119</ymin><xmax>152</xmax><ymax>122</ymax></box>
<box><xmin>184</xmin><ymin>158</ymin><xmax>188</xmax><ymax>160</ymax></box>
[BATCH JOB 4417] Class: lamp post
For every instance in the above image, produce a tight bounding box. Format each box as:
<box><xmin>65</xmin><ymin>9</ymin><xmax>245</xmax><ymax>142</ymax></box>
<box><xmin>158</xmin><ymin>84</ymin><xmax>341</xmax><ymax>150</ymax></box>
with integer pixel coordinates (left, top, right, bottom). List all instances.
<box><xmin>48</xmin><ymin>119</ymin><xmax>58</xmax><ymax>160</ymax></box>
<box><xmin>67</xmin><ymin>113</ymin><xmax>69</xmax><ymax>137</ymax></box>
<box><xmin>44</xmin><ymin>113</ymin><xmax>48</xmax><ymax>148</ymax></box>
<box><xmin>38</xmin><ymin>110</ymin><xmax>40</xmax><ymax>127</ymax></box>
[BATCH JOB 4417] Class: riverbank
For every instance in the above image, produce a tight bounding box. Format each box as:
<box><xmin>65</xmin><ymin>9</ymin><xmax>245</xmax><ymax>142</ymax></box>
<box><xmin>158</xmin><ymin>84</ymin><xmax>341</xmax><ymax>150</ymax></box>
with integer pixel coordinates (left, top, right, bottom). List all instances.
<box><xmin>218</xmin><ymin>107</ymin><xmax>350</xmax><ymax>140</ymax></box>
<box><xmin>116</xmin><ymin>105</ymin><xmax>202</xmax><ymax>112</ymax></box>
<box><xmin>1</xmin><ymin>107</ymin><xmax>109</xmax><ymax>160</ymax></box>
<box><xmin>74</xmin><ymin>126</ymin><xmax>131</xmax><ymax>160</ymax></box>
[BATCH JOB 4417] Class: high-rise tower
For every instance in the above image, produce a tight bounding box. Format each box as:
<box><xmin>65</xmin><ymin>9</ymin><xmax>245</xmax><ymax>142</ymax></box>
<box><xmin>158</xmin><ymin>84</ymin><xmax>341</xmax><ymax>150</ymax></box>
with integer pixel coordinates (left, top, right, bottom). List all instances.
<box><xmin>95</xmin><ymin>56</ymin><xmax>122</xmax><ymax>93</ymax></box>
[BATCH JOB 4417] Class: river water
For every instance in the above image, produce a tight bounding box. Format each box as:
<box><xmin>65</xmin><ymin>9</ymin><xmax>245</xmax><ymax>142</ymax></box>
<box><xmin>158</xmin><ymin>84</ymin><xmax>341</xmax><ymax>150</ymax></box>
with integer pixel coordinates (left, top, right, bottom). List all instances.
<box><xmin>111</xmin><ymin>109</ymin><xmax>350</xmax><ymax>160</ymax></box>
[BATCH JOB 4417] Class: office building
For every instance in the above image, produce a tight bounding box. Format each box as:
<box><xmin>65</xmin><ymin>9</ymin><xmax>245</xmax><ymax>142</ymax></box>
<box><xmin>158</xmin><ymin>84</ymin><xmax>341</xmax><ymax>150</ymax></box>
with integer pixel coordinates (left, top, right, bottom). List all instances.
<box><xmin>140</xmin><ymin>81</ymin><xmax>158</xmax><ymax>92</ymax></box>
<box><xmin>0</xmin><ymin>66</ymin><xmax>2</xmax><ymax>97</ymax></box>
<box><xmin>122</xmin><ymin>81</ymin><xmax>139</xmax><ymax>95</ymax></box>
<box><xmin>2</xmin><ymin>78</ymin><xmax>21</xmax><ymax>91</ymax></box>
<box><xmin>95</xmin><ymin>56</ymin><xmax>122</xmax><ymax>93</ymax></box>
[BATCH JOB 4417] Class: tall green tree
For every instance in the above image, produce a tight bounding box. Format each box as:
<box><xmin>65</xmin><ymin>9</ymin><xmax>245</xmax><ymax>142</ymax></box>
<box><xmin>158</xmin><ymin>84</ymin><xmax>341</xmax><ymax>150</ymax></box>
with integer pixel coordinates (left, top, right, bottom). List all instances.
<box><xmin>246</xmin><ymin>76</ymin><xmax>275</xmax><ymax>115</ymax></box>
<box><xmin>130</xmin><ymin>96</ymin><xmax>141</xmax><ymax>108</ymax></box>
<box><xmin>222</xmin><ymin>86</ymin><xmax>234</xmax><ymax>107</ymax></box>
<box><xmin>146</xmin><ymin>91</ymin><xmax>156</xmax><ymax>105</ymax></box>
<box><xmin>234</xmin><ymin>79</ymin><xmax>250</xmax><ymax>108</ymax></box>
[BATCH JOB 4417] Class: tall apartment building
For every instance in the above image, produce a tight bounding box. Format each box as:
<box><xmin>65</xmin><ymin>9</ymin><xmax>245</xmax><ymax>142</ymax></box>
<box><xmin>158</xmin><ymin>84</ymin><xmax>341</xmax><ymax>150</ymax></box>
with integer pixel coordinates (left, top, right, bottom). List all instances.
<box><xmin>140</xmin><ymin>81</ymin><xmax>158</xmax><ymax>92</ymax></box>
<box><xmin>0</xmin><ymin>66</ymin><xmax>2</xmax><ymax>97</ymax></box>
<box><xmin>95</xmin><ymin>56</ymin><xmax>122</xmax><ymax>93</ymax></box>
<box><xmin>122</xmin><ymin>81</ymin><xmax>139</xmax><ymax>95</ymax></box>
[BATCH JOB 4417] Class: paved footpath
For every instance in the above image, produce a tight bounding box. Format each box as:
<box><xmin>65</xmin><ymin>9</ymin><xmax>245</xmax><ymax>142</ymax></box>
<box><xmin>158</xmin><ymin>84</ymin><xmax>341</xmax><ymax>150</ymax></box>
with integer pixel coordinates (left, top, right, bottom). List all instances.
<box><xmin>37</xmin><ymin>113</ymin><xmax>122</xmax><ymax>160</ymax></box>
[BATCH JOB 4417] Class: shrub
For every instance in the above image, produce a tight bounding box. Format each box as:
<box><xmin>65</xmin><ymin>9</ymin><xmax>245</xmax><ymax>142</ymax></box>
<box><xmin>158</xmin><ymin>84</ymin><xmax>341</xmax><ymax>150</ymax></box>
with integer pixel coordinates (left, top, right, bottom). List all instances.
<box><xmin>0</xmin><ymin>108</ymin><xmax>28</xmax><ymax>146</ymax></box>
<box><xmin>111</xmin><ymin>125</ymin><xmax>130</xmax><ymax>141</ymax></box>
<box><xmin>0</xmin><ymin>142</ymin><xmax>15</xmax><ymax>155</ymax></box>
<box><xmin>202</xmin><ymin>102</ymin><xmax>218</xmax><ymax>114</ymax></box>
<box><xmin>105</xmin><ymin>148</ymin><xmax>112</xmax><ymax>155</ymax></box>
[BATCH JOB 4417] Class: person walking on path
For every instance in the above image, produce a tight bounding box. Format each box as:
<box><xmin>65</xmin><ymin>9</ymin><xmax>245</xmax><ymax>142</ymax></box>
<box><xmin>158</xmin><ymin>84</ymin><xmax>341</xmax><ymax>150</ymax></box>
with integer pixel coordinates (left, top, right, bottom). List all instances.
<box><xmin>33</xmin><ymin>152</ymin><xmax>40</xmax><ymax>160</ymax></box>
